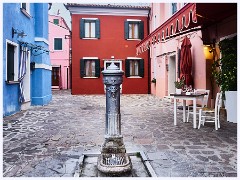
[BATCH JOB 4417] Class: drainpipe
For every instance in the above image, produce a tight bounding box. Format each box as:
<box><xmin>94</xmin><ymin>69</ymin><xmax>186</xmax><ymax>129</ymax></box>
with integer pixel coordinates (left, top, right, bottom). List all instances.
<box><xmin>147</xmin><ymin>8</ymin><xmax>151</xmax><ymax>94</ymax></box>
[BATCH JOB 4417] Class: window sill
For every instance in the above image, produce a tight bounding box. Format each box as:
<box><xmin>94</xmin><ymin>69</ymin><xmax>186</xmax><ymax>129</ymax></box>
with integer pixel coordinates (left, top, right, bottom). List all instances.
<box><xmin>83</xmin><ymin>77</ymin><xmax>98</xmax><ymax>79</ymax></box>
<box><xmin>126</xmin><ymin>39</ymin><xmax>141</xmax><ymax>41</ymax></box>
<box><xmin>127</xmin><ymin>76</ymin><xmax>142</xmax><ymax>78</ymax></box>
<box><xmin>6</xmin><ymin>80</ymin><xmax>19</xmax><ymax>84</ymax></box>
<box><xmin>82</xmin><ymin>38</ymin><xmax>99</xmax><ymax>40</ymax></box>
<box><xmin>21</xmin><ymin>8</ymin><xmax>31</xmax><ymax>18</ymax></box>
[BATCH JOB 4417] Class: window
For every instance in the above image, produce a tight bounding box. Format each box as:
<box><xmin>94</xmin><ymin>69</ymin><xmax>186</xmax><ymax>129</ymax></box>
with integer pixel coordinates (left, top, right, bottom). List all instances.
<box><xmin>80</xmin><ymin>58</ymin><xmax>100</xmax><ymax>78</ymax></box>
<box><xmin>6</xmin><ymin>41</ymin><xmax>19</xmax><ymax>82</ymax></box>
<box><xmin>172</xmin><ymin>3</ymin><xmax>177</xmax><ymax>14</ymax></box>
<box><xmin>54</xmin><ymin>38</ymin><xmax>62</xmax><ymax>50</ymax></box>
<box><xmin>21</xmin><ymin>3</ymin><xmax>30</xmax><ymax>17</ymax></box>
<box><xmin>80</xmin><ymin>18</ymin><xmax>100</xmax><ymax>39</ymax></box>
<box><xmin>125</xmin><ymin>58</ymin><xmax>144</xmax><ymax>77</ymax></box>
<box><xmin>53</xmin><ymin>19</ymin><xmax>59</xmax><ymax>25</ymax></box>
<box><xmin>124</xmin><ymin>20</ymin><xmax>144</xmax><ymax>40</ymax></box>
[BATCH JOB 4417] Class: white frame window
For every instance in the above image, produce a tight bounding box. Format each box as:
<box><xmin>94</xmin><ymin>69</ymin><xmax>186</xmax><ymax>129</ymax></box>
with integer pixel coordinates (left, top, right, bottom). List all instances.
<box><xmin>80</xmin><ymin>57</ymin><xmax>100</xmax><ymax>78</ymax></box>
<box><xmin>6</xmin><ymin>40</ymin><xmax>19</xmax><ymax>82</ymax></box>
<box><xmin>125</xmin><ymin>19</ymin><xmax>144</xmax><ymax>40</ymax></box>
<box><xmin>80</xmin><ymin>18</ymin><xmax>100</xmax><ymax>39</ymax></box>
<box><xmin>125</xmin><ymin>57</ymin><xmax>144</xmax><ymax>78</ymax></box>
<box><xmin>21</xmin><ymin>3</ymin><xmax>31</xmax><ymax>17</ymax></box>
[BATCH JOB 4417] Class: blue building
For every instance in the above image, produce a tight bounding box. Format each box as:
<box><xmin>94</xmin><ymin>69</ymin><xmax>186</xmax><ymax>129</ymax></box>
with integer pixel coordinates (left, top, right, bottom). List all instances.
<box><xmin>3</xmin><ymin>3</ymin><xmax>52</xmax><ymax>116</ymax></box>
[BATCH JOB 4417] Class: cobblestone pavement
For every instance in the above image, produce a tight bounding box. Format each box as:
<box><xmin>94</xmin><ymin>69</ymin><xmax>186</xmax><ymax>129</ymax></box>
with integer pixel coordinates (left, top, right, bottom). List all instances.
<box><xmin>3</xmin><ymin>90</ymin><xmax>237</xmax><ymax>177</ymax></box>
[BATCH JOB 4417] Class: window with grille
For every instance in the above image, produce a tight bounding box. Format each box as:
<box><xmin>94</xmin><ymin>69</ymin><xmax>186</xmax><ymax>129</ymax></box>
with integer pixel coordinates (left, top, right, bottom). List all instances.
<box><xmin>80</xmin><ymin>18</ymin><xmax>100</xmax><ymax>39</ymax></box>
<box><xmin>80</xmin><ymin>58</ymin><xmax>100</xmax><ymax>78</ymax></box>
<box><xmin>54</xmin><ymin>38</ymin><xmax>63</xmax><ymax>50</ymax></box>
<box><xmin>124</xmin><ymin>20</ymin><xmax>144</xmax><ymax>40</ymax></box>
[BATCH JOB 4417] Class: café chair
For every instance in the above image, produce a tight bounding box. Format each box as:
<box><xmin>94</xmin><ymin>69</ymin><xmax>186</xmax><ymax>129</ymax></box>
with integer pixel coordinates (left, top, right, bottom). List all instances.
<box><xmin>186</xmin><ymin>89</ymin><xmax>210</xmax><ymax>122</ymax></box>
<box><xmin>198</xmin><ymin>92</ymin><xmax>222</xmax><ymax>130</ymax></box>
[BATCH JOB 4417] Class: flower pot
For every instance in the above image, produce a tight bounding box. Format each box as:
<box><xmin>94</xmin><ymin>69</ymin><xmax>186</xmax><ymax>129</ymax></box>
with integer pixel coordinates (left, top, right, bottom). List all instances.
<box><xmin>176</xmin><ymin>88</ymin><xmax>182</xmax><ymax>94</ymax></box>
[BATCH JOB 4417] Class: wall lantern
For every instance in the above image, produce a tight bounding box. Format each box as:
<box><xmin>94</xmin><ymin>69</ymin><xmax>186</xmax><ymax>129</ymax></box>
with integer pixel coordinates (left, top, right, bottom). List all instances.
<box><xmin>12</xmin><ymin>27</ymin><xmax>27</xmax><ymax>38</ymax></box>
<box><xmin>203</xmin><ymin>45</ymin><xmax>213</xmax><ymax>60</ymax></box>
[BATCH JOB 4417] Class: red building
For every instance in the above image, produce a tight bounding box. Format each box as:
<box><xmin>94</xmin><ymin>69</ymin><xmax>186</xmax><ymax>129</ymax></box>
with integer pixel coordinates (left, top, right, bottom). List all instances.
<box><xmin>65</xmin><ymin>4</ymin><xmax>150</xmax><ymax>94</ymax></box>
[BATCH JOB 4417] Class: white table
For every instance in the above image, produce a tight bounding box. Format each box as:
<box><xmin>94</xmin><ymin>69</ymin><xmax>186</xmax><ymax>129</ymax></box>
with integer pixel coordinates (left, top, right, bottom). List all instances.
<box><xmin>170</xmin><ymin>93</ymin><xmax>205</xmax><ymax>128</ymax></box>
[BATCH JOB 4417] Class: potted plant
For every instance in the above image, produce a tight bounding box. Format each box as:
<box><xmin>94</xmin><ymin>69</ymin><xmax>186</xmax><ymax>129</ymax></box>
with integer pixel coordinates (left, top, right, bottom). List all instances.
<box><xmin>174</xmin><ymin>77</ymin><xmax>184</xmax><ymax>94</ymax></box>
<box><xmin>151</xmin><ymin>78</ymin><xmax>156</xmax><ymax>84</ymax></box>
<box><xmin>212</xmin><ymin>35</ymin><xmax>237</xmax><ymax>123</ymax></box>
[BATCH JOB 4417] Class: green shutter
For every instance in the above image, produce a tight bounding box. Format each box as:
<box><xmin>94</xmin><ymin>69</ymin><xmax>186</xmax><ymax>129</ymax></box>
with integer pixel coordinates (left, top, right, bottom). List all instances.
<box><xmin>95</xmin><ymin>59</ymin><xmax>100</xmax><ymax>77</ymax></box>
<box><xmin>95</xmin><ymin>19</ymin><xmax>100</xmax><ymax>39</ymax></box>
<box><xmin>125</xmin><ymin>59</ymin><xmax>130</xmax><ymax>77</ymax></box>
<box><xmin>80</xmin><ymin>59</ymin><xmax>85</xmax><ymax>78</ymax></box>
<box><xmin>7</xmin><ymin>44</ymin><xmax>14</xmax><ymax>81</ymax></box>
<box><xmin>80</xmin><ymin>19</ymin><xmax>85</xmax><ymax>38</ymax></box>
<box><xmin>139</xmin><ymin>59</ymin><xmax>144</xmax><ymax>77</ymax></box>
<box><xmin>54</xmin><ymin>38</ymin><xmax>62</xmax><ymax>50</ymax></box>
<box><xmin>139</xmin><ymin>21</ymin><xmax>144</xmax><ymax>40</ymax></box>
<box><xmin>124</xmin><ymin>20</ymin><xmax>129</xmax><ymax>39</ymax></box>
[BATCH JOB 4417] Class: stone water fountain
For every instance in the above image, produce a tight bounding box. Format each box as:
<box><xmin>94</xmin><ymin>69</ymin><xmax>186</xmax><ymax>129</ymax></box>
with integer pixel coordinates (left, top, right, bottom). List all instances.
<box><xmin>97</xmin><ymin>62</ymin><xmax>132</xmax><ymax>175</ymax></box>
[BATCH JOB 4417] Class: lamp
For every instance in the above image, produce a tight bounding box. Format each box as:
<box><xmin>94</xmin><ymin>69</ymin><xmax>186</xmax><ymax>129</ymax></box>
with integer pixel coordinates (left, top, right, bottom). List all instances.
<box><xmin>203</xmin><ymin>45</ymin><xmax>213</xmax><ymax>59</ymax></box>
<box><xmin>12</xmin><ymin>27</ymin><xmax>27</xmax><ymax>38</ymax></box>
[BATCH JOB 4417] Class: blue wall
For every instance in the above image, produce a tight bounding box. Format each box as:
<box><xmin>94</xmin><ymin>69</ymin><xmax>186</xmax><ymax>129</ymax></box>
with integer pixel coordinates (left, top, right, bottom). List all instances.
<box><xmin>3</xmin><ymin>3</ymin><xmax>52</xmax><ymax>116</ymax></box>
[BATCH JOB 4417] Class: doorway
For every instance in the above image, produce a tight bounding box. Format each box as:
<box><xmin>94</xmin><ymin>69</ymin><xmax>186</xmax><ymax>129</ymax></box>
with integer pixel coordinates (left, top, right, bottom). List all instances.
<box><xmin>52</xmin><ymin>66</ymin><xmax>60</xmax><ymax>88</ymax></box>
<box><xmin>168</xmin><ymin>55</ymin><xmax>176</xmax><ymax>95</ymax></box>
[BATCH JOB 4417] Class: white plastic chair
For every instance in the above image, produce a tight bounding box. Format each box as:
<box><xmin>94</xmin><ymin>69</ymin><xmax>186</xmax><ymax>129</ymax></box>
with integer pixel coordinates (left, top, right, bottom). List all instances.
<box><xmin>186</xmin><ymin>89</ymin><xmax>210</xmax><ymax>122</ymax></box>
<box><xmin>198</xmin><ymin>92</ymin><xmax>222</xmax><ymax>130</ymax></box>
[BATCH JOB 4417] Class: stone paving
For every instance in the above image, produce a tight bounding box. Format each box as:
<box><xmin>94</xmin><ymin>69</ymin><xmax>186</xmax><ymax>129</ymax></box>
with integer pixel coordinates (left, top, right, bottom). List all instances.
<box><xmin>3</xmin><ymin>90</ymin><xmax>237</xmax><ymax>177</ymax></box>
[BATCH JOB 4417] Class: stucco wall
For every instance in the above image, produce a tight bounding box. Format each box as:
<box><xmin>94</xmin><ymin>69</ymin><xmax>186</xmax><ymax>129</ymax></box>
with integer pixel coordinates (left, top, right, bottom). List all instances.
<box><xmin>71</xmin><ymin>14</ymin><xmax>149</xmax><ymax>94</ymax></box>
<box><xmin>49</xmin><ymin>15</ymin><xmax>70</xmax><ymax>89</ymax></box>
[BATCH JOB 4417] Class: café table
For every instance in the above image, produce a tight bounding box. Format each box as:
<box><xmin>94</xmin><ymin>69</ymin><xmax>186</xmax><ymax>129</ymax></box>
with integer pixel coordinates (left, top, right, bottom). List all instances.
<box><xmin>170</xmin><ymin>92</ymin><xmax>206</xmax><ymax>128</ymax></box>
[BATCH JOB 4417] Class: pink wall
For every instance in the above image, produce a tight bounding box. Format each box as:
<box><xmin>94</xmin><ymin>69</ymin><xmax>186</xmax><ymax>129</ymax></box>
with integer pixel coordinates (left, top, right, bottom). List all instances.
<box><xmin>149</xmin><ymin>3</ymin><xmax>237</xmax><ymax>107</ymax></box>
<box><xmin>49</xmin><ymin>15</ymin><xmax>71</xmax><ymax>89</ymax></box>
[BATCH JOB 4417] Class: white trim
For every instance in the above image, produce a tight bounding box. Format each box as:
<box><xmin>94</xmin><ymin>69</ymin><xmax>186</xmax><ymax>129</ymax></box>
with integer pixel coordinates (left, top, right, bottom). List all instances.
<box><xmin>127</xmin><ymin>76</ymin><xmax>142</xmax><ymax>78</ymax></box>
<box><xmin>68</xmin><ymin>7</ymin><xmax>149</xmax><ymax>17</ymax></box>
<box><xmin>82</xmin><ymin>18</ymin><xmax>98</xmax><ymax>20</ymax></box>
<box><xmin>21</xmin><ymin>3</ymin><xmax>31</xmax><ymax>18</ymax></box>
<box><xmin>219</xmin><ymin>33</ymin><xmax>237</xmax><ymax>41</ymax></box>
<box><xmin>35</xmin><ymin>64</ymin><xmax>52</xmax><ymax>71</ymax></box>
<box><xmin>83</xmin><ymin>57</ymin><xmax>98</xmax><ymax>59</ymax></box>
<box><xmin>104</xmin><ymin>60</ymin><xmax>122</xmax><ymax>70</ymax></box>
<box><xmin>127</xmin><ymin>57</ymin><xmax>142</xmax><ymax>59</ymax></box>
<box><xmin>127</xmin><ymin>19</ymin><xmax>141</xmax><ymax>21</ymax></box>
<box><xmin>35</xmin><ymin>37</ymin><xmax>49</xmax><ymax>45</ymax></box>
<box><xmin>127</xmin><ymin>39</ymin><xmax>141</xmax><ymax>41</ymax></box>
<box><xmin>83</xmin><ymin>77</ymin><xmax>98</xmax><ymax>79</ymax></box>
<box><xmin>82</xmin><ymin>38</ymin><xmax>98</xmax><ymax>40</ymax></box>
<box><xmin>6</xmin><ymin>40</ymin><xmax>19</xmax><ymax>82</ymax></box>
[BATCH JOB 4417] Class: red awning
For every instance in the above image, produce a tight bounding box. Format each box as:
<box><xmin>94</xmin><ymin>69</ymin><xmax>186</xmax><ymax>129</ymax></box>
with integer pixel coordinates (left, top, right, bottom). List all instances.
<box><xmin>136</xmin><ymin>3</ymin><xmax>237</xmax><ymax>55</ymax></box>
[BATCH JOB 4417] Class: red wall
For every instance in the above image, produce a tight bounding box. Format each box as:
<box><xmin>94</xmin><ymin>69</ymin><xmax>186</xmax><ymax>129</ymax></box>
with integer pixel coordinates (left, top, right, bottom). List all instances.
<box><xmin>71</xmin><ymin>14</ymin><xmax>149</xmax><ymax>94</ymax></box>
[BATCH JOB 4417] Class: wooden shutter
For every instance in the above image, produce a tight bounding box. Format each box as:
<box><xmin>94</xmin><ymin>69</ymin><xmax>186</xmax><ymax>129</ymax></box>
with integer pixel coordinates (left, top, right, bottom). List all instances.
<box><xmin>124</xmin><ymin>20</ymin><xmax>129</xmax><ymax>39</ymax></box>
<box><xmin>80</xmin><ymin>19</ymin><xmax>85</xmax><ymax>38</ymax></box>
<box><xmin>7</xmin><ymin>44</ymin><xmax>14</xmax><ymax>81</ymax></box>
<box><xmin>80</xmin><ymin>59</ymin><xmax>85</xmax><ymax>77</ymax></box>
<box><xmin>139</xmin><ymin>59</ymin><xmax>144</xmax><ymax>77</ymax></box>
<box><xmin>139</xmin><ymin>21</ymin><xmax>144</xmax><ymax>40</ymax></box>
<box><xmin>125</xmin><ymin>59</ymin><xmax>130</xmax><ymax>77</ymax></box>
<box><xmin>95</xmin><ymin>59</ymin><xmax>100</xmax><ymax>77</ymax></box>
<box><xmin>95</xmin><ymin>19</ymin><xmax>100</xmax><ymax>39</ymax></box>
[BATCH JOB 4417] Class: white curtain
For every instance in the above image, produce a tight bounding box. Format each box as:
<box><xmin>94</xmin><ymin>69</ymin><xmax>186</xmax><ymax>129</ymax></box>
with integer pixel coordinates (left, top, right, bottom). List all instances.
<box><xmin>18</xmin><ymin>47</ymin><xmax>28</xmax><ymax>103</ymax></box>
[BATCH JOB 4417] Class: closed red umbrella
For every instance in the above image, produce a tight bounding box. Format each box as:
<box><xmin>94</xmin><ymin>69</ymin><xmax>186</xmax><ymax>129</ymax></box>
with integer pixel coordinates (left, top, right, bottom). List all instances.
<box><xmin>180</xmin><ymin>36</ymin><xmax>193</xmax><ymax>86</ymax></box>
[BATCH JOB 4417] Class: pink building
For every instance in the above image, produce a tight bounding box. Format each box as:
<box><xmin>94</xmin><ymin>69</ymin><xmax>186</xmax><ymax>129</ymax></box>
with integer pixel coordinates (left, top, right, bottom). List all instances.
<box><xmin>136</xmin><ymin>3</ymin><xmax>237</xmax><ymax>107</ymax></box>
<box><xmin>49</xmin><ymin>14</ymin><xmax>71</xmax><ymax>89</ymax></box>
